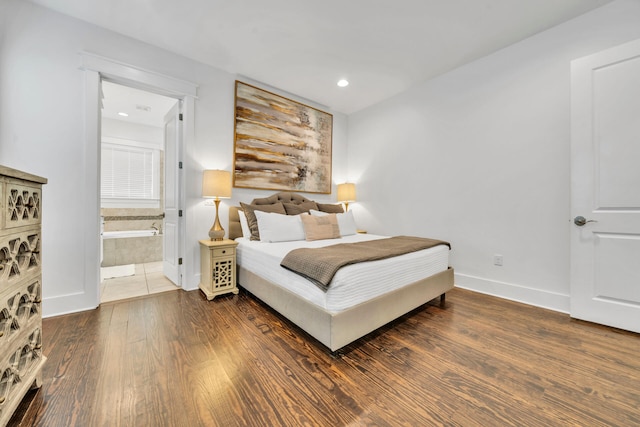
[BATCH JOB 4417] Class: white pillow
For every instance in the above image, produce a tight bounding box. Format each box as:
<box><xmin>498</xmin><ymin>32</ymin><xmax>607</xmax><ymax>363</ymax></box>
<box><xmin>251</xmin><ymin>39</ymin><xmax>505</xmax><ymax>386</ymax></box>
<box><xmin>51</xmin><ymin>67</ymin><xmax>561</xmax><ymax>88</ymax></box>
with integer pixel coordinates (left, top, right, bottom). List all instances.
<box><xmin>254</xmin><ymin>211</ymin><xmax>306</xmax><ymax>242</ymax></box>
<box><xmin>309</xmin><ymin>209</ymin><xmax>357</xmax><ymax>236</ymax></box>
<box><xmin>238</xmin><ymin>210</ymin><xmax>251</xmax><ymax>238</ymax></box>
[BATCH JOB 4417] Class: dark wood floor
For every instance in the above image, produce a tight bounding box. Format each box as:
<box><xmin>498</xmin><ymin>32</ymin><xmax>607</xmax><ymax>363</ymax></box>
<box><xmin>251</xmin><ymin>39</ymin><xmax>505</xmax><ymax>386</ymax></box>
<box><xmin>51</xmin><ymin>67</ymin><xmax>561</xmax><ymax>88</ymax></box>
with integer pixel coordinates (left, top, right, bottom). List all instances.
<box><xmin>10</xmin><ymin>287</ymin><xmax>640</xmax><ymax>426</ymax></box>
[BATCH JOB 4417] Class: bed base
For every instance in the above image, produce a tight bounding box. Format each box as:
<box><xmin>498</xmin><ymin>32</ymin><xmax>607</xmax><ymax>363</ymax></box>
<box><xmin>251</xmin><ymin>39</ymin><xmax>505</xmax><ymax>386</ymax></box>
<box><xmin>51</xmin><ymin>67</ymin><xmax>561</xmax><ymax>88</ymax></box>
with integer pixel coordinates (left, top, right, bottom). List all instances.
<box><xmin>238</xmin><ymin>266</ymin><xmax>454</xmax><ymax>352</ymax></box>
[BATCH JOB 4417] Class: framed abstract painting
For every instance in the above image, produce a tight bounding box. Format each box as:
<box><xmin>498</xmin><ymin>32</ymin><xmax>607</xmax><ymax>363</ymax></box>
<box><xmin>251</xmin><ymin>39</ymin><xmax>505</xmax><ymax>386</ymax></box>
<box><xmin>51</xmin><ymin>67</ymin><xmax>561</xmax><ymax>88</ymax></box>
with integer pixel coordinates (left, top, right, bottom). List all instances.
<box><xmin>233</xmin><ymin>81</ymin><xmax>333</xmax><ymax>194</ymax></box>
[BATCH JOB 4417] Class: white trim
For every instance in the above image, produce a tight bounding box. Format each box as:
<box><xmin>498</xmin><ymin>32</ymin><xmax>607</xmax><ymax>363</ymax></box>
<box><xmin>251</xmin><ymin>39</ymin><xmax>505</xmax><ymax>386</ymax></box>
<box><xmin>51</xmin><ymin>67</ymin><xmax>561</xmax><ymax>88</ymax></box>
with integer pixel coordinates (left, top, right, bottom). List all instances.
<box><xmin>42</xmin><ymin>292</ymin><xmax>98</xmax><ymax>319</ymax></box>
<box><xmin>180</xmin><ymin>97</ymin><xmax>195</xmax><ymax>289</ymax></box>
<box><xmin>44</xmin><ymin>69</ymin><xmax>103</xmax><ymax>317</ymax></box>
<box><xmin>80</xmin><ymin>51</ymin><xmax>198</xmax><ymax>98</ymax></box>
<box><xmin>454</xmin><ymin>272</ymin><xmax>570</xmax><ymax>314</ymax></box>
<box><xmin>76</xmin><ymin>69</ymin><xmax>101</xmax><ymax>316</ymax></box>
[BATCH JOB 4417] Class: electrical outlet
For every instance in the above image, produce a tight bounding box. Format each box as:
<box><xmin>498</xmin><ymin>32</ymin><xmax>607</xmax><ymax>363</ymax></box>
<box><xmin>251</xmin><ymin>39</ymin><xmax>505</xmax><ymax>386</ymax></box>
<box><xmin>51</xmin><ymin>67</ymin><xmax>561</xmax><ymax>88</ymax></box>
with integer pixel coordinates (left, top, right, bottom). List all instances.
<box><xmin>493</xmin><ymin>255</ymin><xmax>503</xmax><ymax>266</ymax></box>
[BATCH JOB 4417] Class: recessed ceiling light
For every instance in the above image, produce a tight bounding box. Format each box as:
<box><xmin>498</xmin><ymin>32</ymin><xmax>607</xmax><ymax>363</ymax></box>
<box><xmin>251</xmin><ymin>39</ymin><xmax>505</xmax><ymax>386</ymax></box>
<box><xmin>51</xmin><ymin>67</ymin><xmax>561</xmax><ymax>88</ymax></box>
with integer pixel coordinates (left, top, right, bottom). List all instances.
<box><xmin>337</xmin><ymin>79</ymin><xmax>349</xmax><ymax>87</ymax></box>
<box><xmin>118</xmin><ymin>112</ymin><xmax>129</xmax><ymax>117</ymax></box>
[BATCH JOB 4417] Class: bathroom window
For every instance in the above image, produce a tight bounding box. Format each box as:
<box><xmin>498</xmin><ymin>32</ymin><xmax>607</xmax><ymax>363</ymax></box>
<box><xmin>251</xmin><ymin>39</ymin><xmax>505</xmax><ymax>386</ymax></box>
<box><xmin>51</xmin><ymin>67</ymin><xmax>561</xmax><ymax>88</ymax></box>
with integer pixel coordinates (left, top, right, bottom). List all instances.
<box><xmin>101</xmin><ymin>141</ymin><xmax>161</xmax><ymax>208</ymax></box>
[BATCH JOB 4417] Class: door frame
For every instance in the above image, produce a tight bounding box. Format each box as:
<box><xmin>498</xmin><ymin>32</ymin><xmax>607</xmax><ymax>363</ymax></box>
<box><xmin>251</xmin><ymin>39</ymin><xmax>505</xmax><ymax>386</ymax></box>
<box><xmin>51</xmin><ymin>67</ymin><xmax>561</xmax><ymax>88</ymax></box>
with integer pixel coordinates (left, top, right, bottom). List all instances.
<box><xmin>81</xmin><ymin>52</ymin><xmax>197</xmax><ymax>307</ymax></box>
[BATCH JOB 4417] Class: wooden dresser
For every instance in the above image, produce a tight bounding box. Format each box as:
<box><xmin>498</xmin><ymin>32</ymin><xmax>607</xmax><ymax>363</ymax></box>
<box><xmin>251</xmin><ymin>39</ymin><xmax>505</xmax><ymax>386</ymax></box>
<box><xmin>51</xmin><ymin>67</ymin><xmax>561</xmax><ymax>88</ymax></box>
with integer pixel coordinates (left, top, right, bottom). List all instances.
<box><xmin>0</xmin><ymin>166</ymin><xmax>47</xmax><ymax>426</ymax></box>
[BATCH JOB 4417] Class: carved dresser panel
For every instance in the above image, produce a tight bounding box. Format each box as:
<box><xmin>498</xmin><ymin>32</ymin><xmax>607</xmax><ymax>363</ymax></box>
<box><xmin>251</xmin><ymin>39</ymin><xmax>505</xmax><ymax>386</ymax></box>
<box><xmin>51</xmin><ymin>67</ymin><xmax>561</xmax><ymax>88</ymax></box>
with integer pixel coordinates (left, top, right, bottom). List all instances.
<box><xmin>0</xmin><ymin>165</ymin><xmax>47</xmax><ymax>426</ymax></box>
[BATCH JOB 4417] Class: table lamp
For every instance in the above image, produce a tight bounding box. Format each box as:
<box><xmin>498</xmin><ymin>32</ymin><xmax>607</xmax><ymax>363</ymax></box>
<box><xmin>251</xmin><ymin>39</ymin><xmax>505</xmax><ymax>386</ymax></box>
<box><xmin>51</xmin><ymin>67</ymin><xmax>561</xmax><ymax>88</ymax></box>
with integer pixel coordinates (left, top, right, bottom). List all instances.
<box><xmin>202</xmin><ymin>169</ymin><xmax>232</xmax><ymax>240</ymax></box>
<box><xmin>337</xmin><ymin>183</ymin><xmax>356</xmax><ymax>211</ymax></box>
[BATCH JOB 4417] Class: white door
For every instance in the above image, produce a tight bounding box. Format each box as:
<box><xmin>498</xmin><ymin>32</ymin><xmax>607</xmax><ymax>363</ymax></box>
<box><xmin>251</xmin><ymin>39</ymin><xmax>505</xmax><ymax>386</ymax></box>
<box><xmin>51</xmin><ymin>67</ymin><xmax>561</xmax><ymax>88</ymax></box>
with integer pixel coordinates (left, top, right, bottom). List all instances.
<box><xmin>163</xmin><ymin>102</ymin><xmax>182</xmax><ymax>286</ymax></box>
<box><xmin>570</xmin><ymin>38</ymin><xmax>640</xmax><ymax>333</ymax></box>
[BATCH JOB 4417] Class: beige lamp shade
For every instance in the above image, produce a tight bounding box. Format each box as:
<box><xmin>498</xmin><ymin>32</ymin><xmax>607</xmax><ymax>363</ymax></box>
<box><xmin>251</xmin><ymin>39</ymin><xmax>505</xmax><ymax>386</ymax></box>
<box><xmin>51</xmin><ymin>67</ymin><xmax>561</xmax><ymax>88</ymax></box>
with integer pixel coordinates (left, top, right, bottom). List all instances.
<box><xmin>337</xmin><ymin>183</ymin><xmax>356</xmax><ymax>202</ymax></box>
<box><xmin>202</xmin><ymin>170</ymin><xmax>232</xmax><ymax>199</ymax></box>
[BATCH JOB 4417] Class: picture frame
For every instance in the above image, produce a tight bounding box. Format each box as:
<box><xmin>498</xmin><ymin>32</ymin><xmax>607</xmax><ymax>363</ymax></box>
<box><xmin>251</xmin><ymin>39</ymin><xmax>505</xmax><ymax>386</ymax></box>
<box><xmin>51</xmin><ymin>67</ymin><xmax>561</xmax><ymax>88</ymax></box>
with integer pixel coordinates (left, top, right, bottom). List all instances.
<box><xmin>233</xmin><ymin>81</ymin><xmax>333</xmax><ymax>194</ymax></box>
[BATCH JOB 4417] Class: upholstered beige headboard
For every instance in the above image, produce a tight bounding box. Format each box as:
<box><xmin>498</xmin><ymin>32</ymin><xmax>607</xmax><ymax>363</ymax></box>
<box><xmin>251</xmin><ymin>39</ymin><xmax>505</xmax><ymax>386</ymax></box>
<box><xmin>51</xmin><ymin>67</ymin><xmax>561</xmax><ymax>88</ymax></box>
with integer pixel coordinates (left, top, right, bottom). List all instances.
<box><xmin>228</xmin><ymin>206</ymin><xmax>243</xmax><ymax>240</ymax></box>
<box><xmin>250</xmin><ymin>192</ymin><xmax>312</xmax><ymax>206</ymax></box>
<box><xmin>228</xmin><ymin>191</ymin><xmax>343</xmax><ymax>240</ymax></box>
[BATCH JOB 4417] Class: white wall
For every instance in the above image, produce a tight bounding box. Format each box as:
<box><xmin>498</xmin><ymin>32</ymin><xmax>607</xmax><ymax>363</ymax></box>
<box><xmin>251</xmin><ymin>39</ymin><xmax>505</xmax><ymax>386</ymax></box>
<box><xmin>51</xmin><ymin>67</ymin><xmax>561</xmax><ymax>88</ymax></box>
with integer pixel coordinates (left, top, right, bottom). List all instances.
<box><xmin>347</xmin><ymin>0</ymin><xmax>640</xmax><ymax>313</ymax></box>
<box><xmin>0</xmin><ymin>0</ymin><xmax>348</xmax><ymax>316</ymax></box>
<box><xmin>102</xmin><ymin>118</ymin><xmax>164</xmax><ymax>148</ymax></box>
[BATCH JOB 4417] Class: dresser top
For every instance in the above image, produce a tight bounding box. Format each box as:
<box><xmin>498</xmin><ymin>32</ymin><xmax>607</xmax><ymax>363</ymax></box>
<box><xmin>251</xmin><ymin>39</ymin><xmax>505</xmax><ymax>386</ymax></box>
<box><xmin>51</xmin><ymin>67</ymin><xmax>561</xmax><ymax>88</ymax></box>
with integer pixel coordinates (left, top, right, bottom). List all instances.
<box><xmin>0</xmin><ymin>165</ymin><xmax>48</xmax><ymax>184</ymax></box>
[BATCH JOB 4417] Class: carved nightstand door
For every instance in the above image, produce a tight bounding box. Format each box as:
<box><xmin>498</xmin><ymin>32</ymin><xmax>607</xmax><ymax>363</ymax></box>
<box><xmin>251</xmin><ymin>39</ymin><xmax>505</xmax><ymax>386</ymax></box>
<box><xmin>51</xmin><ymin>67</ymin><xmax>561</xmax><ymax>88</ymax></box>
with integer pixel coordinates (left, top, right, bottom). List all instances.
<box><xmin>199</xmin><ymin>239</ymin><xmax>238</xmax><ymax>300</ymax></box>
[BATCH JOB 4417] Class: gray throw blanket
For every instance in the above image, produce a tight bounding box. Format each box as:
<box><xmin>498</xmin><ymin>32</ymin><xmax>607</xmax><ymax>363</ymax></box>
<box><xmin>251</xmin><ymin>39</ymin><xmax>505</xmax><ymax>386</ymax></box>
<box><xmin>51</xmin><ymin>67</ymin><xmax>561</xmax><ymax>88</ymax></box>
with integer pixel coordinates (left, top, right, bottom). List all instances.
<box><xmin>280</xmin><ymin>236</ymin><xmax>451</xmax><ymax>290</ymax></box>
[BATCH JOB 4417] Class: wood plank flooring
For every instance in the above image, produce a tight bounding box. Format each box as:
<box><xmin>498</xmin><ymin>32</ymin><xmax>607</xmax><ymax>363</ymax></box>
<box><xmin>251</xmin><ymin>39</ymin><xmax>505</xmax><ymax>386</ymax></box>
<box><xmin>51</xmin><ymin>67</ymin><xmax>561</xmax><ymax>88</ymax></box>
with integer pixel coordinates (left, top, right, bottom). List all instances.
<box><xmin>10</xmin><ymin>287</ymin><xmax>640</xmax><ymax>426</ymax></box>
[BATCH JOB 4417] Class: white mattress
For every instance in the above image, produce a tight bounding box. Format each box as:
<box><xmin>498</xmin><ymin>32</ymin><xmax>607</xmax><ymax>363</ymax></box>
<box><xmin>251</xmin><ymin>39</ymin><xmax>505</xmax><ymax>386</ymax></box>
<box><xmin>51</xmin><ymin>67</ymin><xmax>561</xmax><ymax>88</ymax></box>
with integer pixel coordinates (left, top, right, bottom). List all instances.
<box><xmin>236</xmin><ymin>234</ymin><xmax>450</xmax><ymax>313</ymax></box>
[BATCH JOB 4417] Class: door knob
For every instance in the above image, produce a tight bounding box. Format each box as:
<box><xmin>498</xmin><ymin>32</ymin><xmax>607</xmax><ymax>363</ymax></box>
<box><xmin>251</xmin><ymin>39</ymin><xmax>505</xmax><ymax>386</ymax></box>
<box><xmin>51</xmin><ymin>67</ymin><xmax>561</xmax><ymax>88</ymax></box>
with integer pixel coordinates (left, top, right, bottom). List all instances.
<box><xmin>574</xmin><ymin>216</ymin><xmax>597</xmax><ymax>226</ymax></box>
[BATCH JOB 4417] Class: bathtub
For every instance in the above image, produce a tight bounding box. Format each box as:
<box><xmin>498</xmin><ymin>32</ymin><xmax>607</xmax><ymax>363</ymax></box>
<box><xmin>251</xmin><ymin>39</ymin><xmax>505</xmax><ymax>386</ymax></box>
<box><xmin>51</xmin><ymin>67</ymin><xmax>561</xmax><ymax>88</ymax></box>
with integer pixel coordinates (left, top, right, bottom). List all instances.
<box><xmin>102</xmin><ymin>229</ymin><xmax>159</xmax><ymax>239</ymax></box>
<box><xmin>101</xmin><ymin>229</ymin><xmax>162</xmax><ymax>266</ymax></box>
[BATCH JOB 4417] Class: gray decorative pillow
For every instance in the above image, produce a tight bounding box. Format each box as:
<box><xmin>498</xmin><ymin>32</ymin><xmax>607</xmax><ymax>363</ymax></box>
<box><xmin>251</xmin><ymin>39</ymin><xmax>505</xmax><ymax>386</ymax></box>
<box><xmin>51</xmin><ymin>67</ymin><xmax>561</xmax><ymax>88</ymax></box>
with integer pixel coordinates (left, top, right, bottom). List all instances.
<box><xmin>316</xmin><ymin>202</ymin><xmax>344</xmax><ymax>214</ymax></box>
<box><xmin>240</xmin><ymin>202</ymin><xmax>286</xmax><ymax>241</ymax></box>
<box><xmin>283</xmin><ymin>201</ymin><xmax>318</xmax><ymax>215</ymax></box>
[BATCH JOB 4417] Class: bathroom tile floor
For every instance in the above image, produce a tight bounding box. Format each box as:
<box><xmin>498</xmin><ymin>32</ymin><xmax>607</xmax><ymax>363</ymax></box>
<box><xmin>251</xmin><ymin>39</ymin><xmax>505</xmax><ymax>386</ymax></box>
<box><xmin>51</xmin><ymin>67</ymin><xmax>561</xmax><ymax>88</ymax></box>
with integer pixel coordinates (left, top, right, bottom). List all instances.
<box><xmin>100</xmin><ymin>261</ymin><xmax>180</xmax><ymax>303</ymax></box>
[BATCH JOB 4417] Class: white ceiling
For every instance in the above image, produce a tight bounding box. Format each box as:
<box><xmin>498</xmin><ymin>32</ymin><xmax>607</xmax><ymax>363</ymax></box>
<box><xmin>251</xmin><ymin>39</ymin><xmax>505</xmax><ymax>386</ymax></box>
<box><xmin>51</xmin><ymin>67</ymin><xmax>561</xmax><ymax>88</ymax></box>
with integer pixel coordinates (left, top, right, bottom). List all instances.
<box><xmin>101</xmin><ymin>81</ymin><xmax>177</xmax><ymax>127</ymax></box>
<box><xmin>31</xmin><ymin>0</ymin><xmax>612</xmax><ymax>114</ymax></box>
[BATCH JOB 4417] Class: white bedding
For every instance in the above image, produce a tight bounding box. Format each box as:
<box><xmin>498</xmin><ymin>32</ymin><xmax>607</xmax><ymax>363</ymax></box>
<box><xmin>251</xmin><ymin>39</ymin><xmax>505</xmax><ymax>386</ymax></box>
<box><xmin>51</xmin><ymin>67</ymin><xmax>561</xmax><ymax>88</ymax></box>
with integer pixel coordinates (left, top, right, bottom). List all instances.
<box><xmin>236</xmin><ymin>234</ymin><xmax>450</xmax><ymax>313</ymax></box>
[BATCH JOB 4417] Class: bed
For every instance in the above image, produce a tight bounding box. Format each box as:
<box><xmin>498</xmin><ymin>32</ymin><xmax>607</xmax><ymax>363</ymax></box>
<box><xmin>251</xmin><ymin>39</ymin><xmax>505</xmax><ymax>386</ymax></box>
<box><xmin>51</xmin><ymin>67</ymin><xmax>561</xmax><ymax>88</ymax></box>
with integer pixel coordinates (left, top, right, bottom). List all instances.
<box><xmin>229</xmin><ymin>192</ymin><xmax>454</xmax><ymax>352</ymax></box>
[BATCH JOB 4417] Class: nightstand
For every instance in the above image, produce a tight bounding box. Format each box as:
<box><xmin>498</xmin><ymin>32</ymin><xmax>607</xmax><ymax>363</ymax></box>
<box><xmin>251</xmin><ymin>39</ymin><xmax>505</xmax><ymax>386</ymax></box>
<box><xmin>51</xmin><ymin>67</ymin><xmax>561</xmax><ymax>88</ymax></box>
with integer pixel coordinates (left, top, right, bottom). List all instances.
<box><xmin>199</xmin><ymin>239</ymin><xmax>239</xmax><ymax>300</ymax></box>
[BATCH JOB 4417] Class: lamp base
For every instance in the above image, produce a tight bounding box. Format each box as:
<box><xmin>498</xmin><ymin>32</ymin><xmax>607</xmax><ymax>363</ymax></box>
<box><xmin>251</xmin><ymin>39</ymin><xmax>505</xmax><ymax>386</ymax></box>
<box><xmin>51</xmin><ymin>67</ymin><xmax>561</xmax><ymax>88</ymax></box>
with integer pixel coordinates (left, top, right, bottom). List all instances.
<box><xmin>209</xmin><ymin>228</ymin><xmax>225</xmax><ymax>241</ymax></box>
<box><xmin>209</xmin><ymin>198</ymin><xmax>225</xmax><ymax>241</ymax></box>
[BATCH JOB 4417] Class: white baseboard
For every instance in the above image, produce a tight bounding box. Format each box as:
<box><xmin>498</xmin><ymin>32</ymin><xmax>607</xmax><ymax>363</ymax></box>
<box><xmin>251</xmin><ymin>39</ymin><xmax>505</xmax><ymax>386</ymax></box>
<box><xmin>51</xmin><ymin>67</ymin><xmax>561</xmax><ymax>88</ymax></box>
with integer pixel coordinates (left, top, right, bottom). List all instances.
<box><xmin>43</xmin><ymin>292</ymin><xmax>98</xmax><ymax>318</ymax></box>
<box><xmin>454</xmin><ymin>272</ymin><xmax>570</xmax><ymax>314</ymax></box>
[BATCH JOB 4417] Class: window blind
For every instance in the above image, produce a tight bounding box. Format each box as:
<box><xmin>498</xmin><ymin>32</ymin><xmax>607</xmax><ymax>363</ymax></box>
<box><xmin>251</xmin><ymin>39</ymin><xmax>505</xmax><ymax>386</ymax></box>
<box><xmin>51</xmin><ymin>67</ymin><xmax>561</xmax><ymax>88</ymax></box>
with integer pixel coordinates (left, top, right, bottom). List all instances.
<box><xmin>101</xmin><ymin>143</ymin><xmax>158</xmax><ymax>201</ymax></box>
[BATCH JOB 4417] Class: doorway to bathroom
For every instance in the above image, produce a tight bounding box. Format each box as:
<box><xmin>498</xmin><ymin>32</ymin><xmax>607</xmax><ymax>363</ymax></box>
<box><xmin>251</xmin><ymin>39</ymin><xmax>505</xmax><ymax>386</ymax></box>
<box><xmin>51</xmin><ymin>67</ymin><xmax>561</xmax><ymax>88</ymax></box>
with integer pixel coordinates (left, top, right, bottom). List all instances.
<box><xmin>99</xmin><ymin>81</ymin><xmax>180</xmax><ymax>302</ymax></box>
